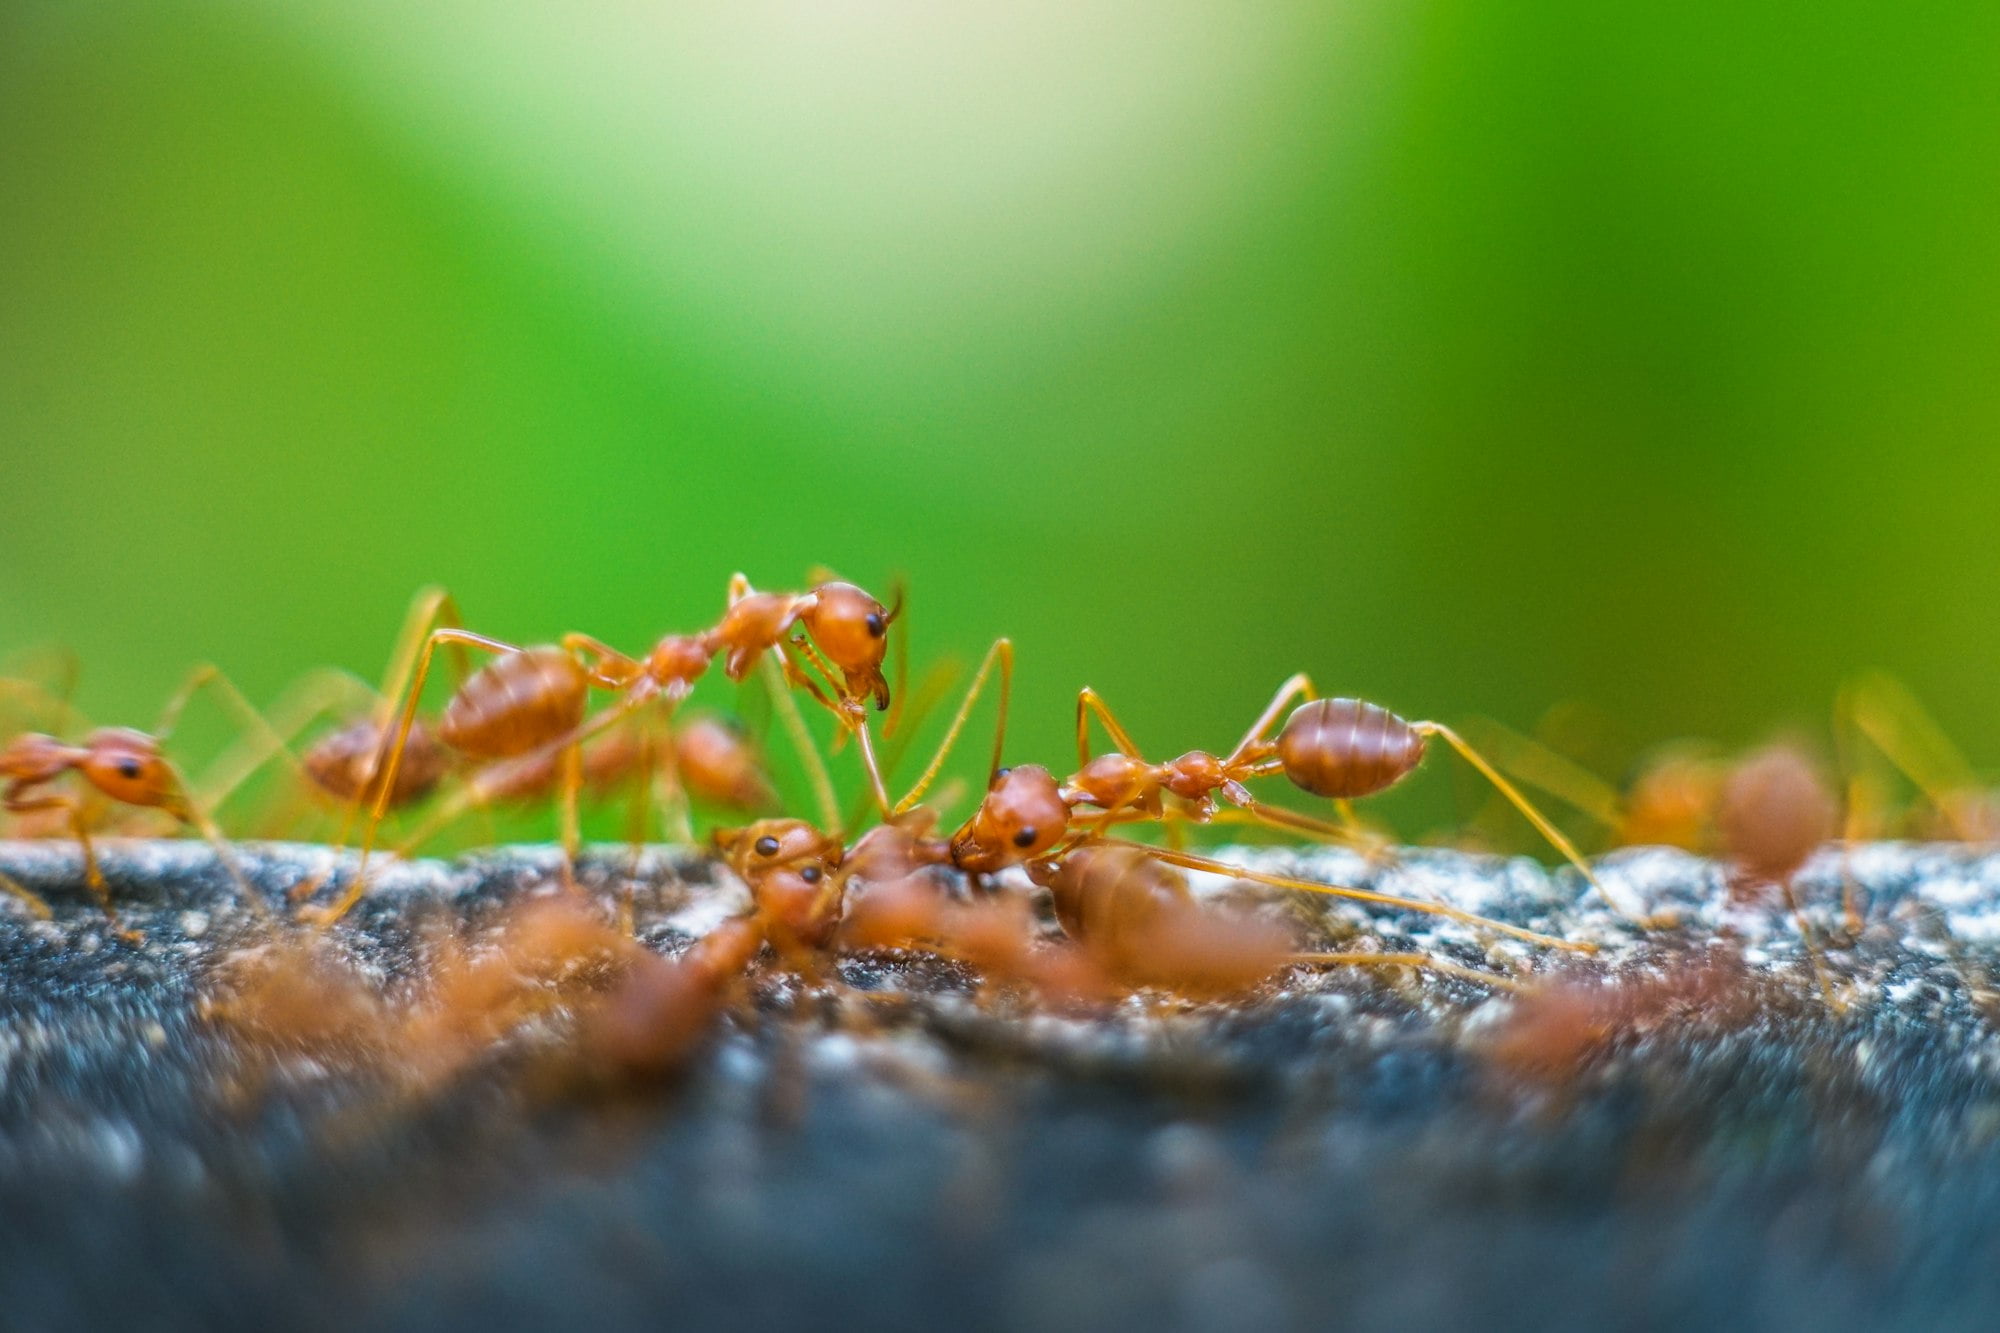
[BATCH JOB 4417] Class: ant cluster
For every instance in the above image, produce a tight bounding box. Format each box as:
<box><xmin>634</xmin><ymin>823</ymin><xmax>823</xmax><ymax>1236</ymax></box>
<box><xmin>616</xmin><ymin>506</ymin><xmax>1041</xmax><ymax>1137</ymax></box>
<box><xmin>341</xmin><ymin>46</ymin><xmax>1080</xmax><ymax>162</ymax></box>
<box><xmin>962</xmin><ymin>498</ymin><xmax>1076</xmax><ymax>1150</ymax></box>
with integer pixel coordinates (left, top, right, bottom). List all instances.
<box><xmin>0</xmin><ymin>572</ymin><xmax>1962</xmax><ymax>1095</ymax></box>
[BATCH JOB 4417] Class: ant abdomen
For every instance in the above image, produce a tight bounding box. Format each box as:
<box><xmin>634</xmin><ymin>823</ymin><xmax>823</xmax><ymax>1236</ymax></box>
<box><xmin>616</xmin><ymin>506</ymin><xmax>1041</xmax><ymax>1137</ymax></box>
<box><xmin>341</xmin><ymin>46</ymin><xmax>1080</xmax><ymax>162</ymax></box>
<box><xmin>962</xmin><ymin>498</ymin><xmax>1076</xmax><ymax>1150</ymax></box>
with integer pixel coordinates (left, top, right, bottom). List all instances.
<box><xmin>1277</xmin><ymin>698</ymin><xmax>1426</xmax><ymax>799</ymax></box>
<box><xmin>438</xmin><ymin>647</ymin><xmax>588</xmax><ymax>760</ymax></box>
<box><xmin>1034</xmin><ymin>842</ymin><xmax>1186</xmax><ymax>957</ymax></box>
<box><xmin>303</xmin><ymin>718</ymin><xmax>450</xmax><ymax>806</ymax></box>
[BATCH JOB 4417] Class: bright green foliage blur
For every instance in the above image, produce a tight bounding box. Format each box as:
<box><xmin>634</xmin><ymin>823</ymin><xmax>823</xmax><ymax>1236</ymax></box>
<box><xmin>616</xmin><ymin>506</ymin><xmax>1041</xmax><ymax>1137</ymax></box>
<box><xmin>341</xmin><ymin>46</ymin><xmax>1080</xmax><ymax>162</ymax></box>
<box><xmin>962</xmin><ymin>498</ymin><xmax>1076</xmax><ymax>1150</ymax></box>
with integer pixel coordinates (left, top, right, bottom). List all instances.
<box><xmin>4</xmin><ymin>2</ymin><xmax>1999</xmax><ymax>843</ymax></box>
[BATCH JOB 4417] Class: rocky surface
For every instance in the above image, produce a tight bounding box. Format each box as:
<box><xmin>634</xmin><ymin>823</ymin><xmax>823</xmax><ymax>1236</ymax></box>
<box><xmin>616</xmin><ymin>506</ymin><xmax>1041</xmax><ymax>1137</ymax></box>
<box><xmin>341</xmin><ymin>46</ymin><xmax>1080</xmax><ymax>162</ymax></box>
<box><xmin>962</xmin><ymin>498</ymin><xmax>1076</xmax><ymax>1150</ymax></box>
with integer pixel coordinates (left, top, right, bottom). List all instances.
<box><xmin>1</xmin><ymin>837</ymin><xmax>1998</xmax><ymax>1332</ymax></box>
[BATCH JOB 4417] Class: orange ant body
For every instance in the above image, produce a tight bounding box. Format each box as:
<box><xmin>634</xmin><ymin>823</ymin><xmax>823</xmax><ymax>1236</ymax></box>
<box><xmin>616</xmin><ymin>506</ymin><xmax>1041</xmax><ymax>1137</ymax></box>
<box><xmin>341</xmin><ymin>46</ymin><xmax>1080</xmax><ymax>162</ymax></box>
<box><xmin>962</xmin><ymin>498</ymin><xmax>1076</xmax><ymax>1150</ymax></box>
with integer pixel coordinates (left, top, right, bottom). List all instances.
<box><xmin>1715</xmin><ymin>742</ymin><xmax>1841</xmax><ymax>1006</ymax></box>
<box><xmin>873</xmin><ymin>651</ymin><xmax>1630</xmax><ymax>935</ymax></box>
<box><xmin>300</xmin><ymin>573</ymin><xmax>896</xmax><ymax>924</ymax></box>
<box><xmin>0</xmin><ymin>665</ymin><xmax>280</xmax><ymax>932</ymax></box>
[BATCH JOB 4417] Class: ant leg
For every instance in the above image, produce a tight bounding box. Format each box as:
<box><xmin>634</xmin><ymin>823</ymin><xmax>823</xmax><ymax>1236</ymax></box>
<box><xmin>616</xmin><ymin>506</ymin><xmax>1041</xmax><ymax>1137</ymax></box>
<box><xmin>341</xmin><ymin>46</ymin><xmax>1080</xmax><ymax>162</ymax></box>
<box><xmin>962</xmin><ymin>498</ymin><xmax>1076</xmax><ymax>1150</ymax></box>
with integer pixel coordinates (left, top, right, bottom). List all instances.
<box><xmin>561</xmin><ymin>633</ymin><xmax>645</xmax><ymax>689</ymax></box>
<box><xmin>151</xmin><ymin>664</ymin><xmax>337</xmax><ymax>823</ymax></box>
<box><xmin>188</xmin><ymin>668</ymin><xmax>378</xmax><ymax>815</ymax></box>
<box><xmin>372</xmin><ymin>587</ymin><xmax>473</xmax><ymax>727</ymax></box>
<box><xmin>1455</xmin><ymin>716</ymin><xmax>1624</xmax><ymax>834</ymax></box>
<box><xmin>557</xmin><ymin>739</ymin><xmax>583</xmax><ymax>893</ymax></box>
<box><xmin>894</xmin><ymin>638</ymin><xmax>1013</xmax><ymax>815</ymax></box>
<box><xmin>760</xmin><ymin>655</ymin><xmax>841</xmax><ymax>832</ymax></box>
<box><xmin>1414</xmin><ymin>722</ymin><xmax>1659</xmax><ymax>928</ymax></box>
<box><xmin>1207</xmin><ymin>796</ymin><xmax>1390</xmax><ymax>855</ymax></box>
<box><xmin>304</xmin><ymin>627</ymin><xmax>527</xmax><ymax>928</ymax></box>
<box><xmin>0</xmin><ymin>674</ymin><xmax>83</xmax><ymax>738</ymax></box>
<box><xmin>0</xmin><ymin>869</ymin><xmax>51</xmax><ymax>920</ymax></box>
<box><xmin>783</xmin><ymin>636</ymin><xmax>894</xmax><ymax>818</ymax></box>
<box><xmin>1097</xmin><ymin>838</ymin><xmax>1594</xmax><ymax>953</ymax></box>
<box><xmin>12</xmin><ymin>796</ymin><xmax>135</xmax><ymax>940</ymax></box>
<box><xmin>1074</xmin><ymin>686</ymin><xmax>1147</xmax><ymax>768</ymax></box>
<box><xmin>1226</xmin><ymin>673</ymin><xmax>1319</xmax><ymax>765</ymax></box>
<box><xmin>654</xmin><ymin>714</ymin><xmax>695</xmax><ymax>845</ymax></box>
<box><xmin>1780</xmin><ymin>872</ymin><xmax>1843</xmax><ymax>1011</ymax></box>
<box><xmin>1290</xmin><ymin>951</ymin><xmax>1525</xmax><ymax>992</ymax></box>
<box><xmin>310</xmin><ymin>597</ymin><xmax>489</xmax><ymax>868</ymax></box>
<box><xmin>882</xmin><ymin>577</ymin><xmax>910</xmax><ymax>739</ymax></box>
<box><xmin>1838</xmin><ymin>672</ymin><xmax>1986</xmax><ymax>842</ymax></box>
<box><xmin>161</xmin><ymin>762</ymin><xmax>269</xmax><ymax>919</ymax></box>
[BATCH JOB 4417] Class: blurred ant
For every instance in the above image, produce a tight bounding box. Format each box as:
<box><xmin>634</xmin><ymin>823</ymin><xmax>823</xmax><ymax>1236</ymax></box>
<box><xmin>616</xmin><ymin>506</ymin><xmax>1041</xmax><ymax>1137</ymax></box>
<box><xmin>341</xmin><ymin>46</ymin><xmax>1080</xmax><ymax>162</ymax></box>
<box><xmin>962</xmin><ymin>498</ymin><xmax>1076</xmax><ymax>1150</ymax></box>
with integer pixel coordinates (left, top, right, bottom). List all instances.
<box><xmin>580</xmin><ymin>811</ymin><xmax>1527</xmax><ymax>1085</ymax></box>
<box><xmin>1835</xmin><ymin>671</ymin><xmax>1998</xmax><ymax>843</ymax></box>
<box><xmin>1716</xmin><ymin>742</ymin><xmax>1842</xmax><ymax>1007</ymax></box>
<box><xmin>1457</xmin><ymin>717</ymin><xmax>1728</xmax><ymax>857</ymax></box>
<box><xmin>0</xmin><ymin>663</ymin><xmax>280</xmax><ymax>934</ymax></box>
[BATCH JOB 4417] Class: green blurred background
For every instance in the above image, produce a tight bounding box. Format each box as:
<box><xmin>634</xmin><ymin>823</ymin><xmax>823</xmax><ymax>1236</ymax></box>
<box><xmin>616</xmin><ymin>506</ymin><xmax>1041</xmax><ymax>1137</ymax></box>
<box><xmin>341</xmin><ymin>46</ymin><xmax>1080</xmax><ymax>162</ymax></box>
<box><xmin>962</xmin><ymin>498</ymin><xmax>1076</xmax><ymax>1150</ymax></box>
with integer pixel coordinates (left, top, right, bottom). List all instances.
<box><xmin>4</xmin><ymin>0</ymin><xmax>1998</xmax><ymax>841</ymax></box>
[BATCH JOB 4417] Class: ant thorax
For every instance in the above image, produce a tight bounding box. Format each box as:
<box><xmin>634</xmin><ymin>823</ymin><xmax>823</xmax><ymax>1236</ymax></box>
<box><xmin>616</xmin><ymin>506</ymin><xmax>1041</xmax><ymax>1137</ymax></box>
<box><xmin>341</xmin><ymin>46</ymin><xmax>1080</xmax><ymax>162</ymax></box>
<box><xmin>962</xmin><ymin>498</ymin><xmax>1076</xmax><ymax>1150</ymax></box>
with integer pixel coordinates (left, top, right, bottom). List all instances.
<box><xmin>0</xmin><ymin>732</ymin><xmax>80</xmax><ymax>785</ymax></box>
<box><xmin>1063</xmin><ymin>753</ymin><xmax>1158</xmax><ymax>810</ymax></box>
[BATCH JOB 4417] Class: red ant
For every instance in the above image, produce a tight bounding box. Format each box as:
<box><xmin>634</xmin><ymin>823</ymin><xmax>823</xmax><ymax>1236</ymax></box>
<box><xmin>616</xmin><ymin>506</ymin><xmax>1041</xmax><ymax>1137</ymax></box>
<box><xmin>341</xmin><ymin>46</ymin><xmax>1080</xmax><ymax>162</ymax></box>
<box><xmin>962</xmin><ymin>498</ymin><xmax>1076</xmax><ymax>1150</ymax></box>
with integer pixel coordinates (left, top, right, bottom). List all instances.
<box><xmin>1715</xmin><ymin>741</ymin><xmax>1842</xmax><ymax>1007</ymax></box>
<box><xmin>574</xmin><ymin>811</ymin><xmax>1529</xmax><ymax>1085</ymax></box>
<box><xmin>0</xmin><ymin>664</ymin><xmax>278</xmax><ymax>934</ymax></box>
<box><xmin>298</xmin><ymin>573</ymin><xmax>898</xmax><ymax>925</ymax></box>
<box><xmin>834</xmin><ymin>646</ymin><xmax>1618</xmax><ymax>946</ymax></box>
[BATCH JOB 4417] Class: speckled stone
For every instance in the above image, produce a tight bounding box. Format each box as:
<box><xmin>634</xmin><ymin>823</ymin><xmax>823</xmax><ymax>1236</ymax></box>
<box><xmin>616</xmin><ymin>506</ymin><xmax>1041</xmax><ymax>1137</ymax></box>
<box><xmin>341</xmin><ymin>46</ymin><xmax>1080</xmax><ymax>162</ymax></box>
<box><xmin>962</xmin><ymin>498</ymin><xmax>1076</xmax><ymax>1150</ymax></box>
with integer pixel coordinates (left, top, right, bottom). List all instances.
<box><xmin>0</xmin><ymin>837</ymin><xmax>1997</xmax><ymax>1333</ymax></box>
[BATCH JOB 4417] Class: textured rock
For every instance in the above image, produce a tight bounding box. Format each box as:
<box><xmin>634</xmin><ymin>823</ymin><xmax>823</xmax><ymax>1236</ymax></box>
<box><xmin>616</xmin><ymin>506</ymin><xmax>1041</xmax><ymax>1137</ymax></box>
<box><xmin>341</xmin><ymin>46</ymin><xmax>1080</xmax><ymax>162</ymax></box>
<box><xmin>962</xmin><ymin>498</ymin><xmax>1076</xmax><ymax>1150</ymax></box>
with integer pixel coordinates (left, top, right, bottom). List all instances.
<box><xmin>0</xmin><ymin>837</ymin><xmax>1998</xmax><ymax>1332</ymax></box>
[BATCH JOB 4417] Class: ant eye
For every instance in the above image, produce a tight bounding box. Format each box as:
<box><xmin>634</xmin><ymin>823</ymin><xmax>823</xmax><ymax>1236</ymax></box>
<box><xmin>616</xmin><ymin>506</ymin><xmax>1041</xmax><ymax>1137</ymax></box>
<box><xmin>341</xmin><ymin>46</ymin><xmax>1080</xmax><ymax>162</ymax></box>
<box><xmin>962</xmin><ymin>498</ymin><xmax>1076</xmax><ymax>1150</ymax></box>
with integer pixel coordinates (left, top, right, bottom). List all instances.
<box><xmin>1013</xmin><ymin>827</ymin><xmax>1039</xmax><ymax>848</ymax></box>
<box><xmin>800</xmin><ymin>865</ymin><xmax>823</xmax><ymax>884</ymax></box>
<box><xmin>864</xmin><ymin>612</ymin><xmax>885</xmax><ymax>637</ymax></box>
<box><xmin>754</xmin><ymin>835</ymin><xmax>780</xmax><ymax>857</ymax></box>
<box><xmin>993</xmin><ymin>767</ymin><xmax>1011</xmax><ymax>784</ymax></box>
<box><xmin>116</xmin><ymin>758</ymin><xmax>143</xmax><ymax>780</ymax></box>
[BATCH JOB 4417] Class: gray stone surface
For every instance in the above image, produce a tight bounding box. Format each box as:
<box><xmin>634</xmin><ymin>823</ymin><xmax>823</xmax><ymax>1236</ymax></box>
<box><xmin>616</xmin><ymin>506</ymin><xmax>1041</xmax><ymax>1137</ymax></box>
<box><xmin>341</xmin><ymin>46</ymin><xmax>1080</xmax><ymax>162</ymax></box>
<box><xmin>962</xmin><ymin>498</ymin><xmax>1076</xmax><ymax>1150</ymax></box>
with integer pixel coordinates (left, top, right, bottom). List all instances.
<box><xmin>0</xmin><ymin>837</ymin><xmax>1997</xmax><ymax>1332</ymax></box>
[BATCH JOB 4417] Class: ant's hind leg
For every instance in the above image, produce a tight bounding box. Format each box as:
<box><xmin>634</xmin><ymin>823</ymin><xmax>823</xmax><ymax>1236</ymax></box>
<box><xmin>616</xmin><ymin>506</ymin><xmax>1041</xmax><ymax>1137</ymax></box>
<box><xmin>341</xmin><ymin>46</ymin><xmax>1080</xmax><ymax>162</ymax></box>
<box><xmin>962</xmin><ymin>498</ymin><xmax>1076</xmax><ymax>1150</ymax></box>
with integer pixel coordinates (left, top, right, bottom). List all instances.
<box><xmin>0</xmin><ymin>869</ymin><xmax>51</xmax><ymax>920</ymax></box>
<box><xmin>1290</xmin><ymin>951</ymin><xmax>1525</xmax><ymax>992</ymax></box>
<box><xmin>7</xmin><ymin>795</ymin><xmax>126</xmax><ymax>934</ymax></box>
<box><xmin>1226</xmin><ymin>673</ymin><xmax>1319</xmax><ymax>764</ymax></box>
<box><xmin>1100</xmin><ymin>838</ymin><xmax>1594</xmax><ymax>954</ymax></box>
<box><xmin>1837</xmin><ymin>672</ymin><xmax>1987</xmax><ymax>842</ymax></box>
<box><xmin>1204</xmin><ymin>797</ymin><xmax>1397</xmax><ymax>861</ymax></box>
<box><xmin>894</xmin><ymin>638</ymin><xmax>1013</xmax><ymax>815</ymax></box>
<box><xmin>303</xmin><ymin>626</ymin><xmax>525</xmax><ymax>929</ymax></box>
<box><xmin>761</xmin><ymin>655</ymin><xmax>841</xmax><ymax>832</ymax></box>
<box><xmin>1415</xmin><ymin>722</ymin><xmax>1662</xmax><ymax>929</ymax></box>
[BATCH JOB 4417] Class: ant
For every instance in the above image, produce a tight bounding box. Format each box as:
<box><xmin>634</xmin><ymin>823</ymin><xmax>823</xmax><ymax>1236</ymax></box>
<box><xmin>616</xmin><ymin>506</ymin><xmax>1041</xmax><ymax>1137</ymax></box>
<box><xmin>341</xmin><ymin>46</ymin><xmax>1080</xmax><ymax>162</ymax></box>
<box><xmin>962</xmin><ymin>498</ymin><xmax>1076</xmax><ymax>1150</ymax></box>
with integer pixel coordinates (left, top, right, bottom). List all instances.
<box><xmin>1835</xmin><ymin>671</ymin><xmax>1998</xmax><ymax>843</ymax></box>
<box><xmin>299</xmin><ymin>573</ymin><xmax>898</xmax><ymax>926</ymax></box>
<box><xmin>578</xmin><ymin>810</ymin><xmax>1529</xmax><ymax>1086</ymax></box>
<box><xmin>1714</xmin><ymin>741</ymin><xmax>1843</xmax><ymax>1008</ymax></box>
<box><xmin>860</xmin><ymin>647</ymin><xmax>1625</xmax><ymax>942</ymax></box>
<box><xmin>0</xmin><ymin>663</ymin><xmax>280</xmax><ymax>935</ymax></box>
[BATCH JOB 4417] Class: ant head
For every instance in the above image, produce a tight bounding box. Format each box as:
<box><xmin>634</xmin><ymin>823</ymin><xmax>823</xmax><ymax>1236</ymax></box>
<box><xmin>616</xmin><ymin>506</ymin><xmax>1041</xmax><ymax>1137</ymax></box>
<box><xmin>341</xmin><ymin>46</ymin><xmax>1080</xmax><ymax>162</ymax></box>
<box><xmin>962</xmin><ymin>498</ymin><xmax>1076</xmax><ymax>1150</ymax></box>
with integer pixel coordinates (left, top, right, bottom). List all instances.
<box><xmin>712</xmin><ymin>818</ymin><xmax>842</xmax><ymax>882</ymax></box>
<box><xmin>78</xmin><ymin>727</ymin><xmax>181</xmax><ymax>813</ymax></box>
<box><xmin>800</xmin><ymin>582</ymin><xmax>895</xmax><ymax>711</ymax></box>
<box><xmin>751</xmin><ymin>861</ymin><xmax>845</xmax><ymax>953</ymax></box>
<box><xmin>950</xmin><ymin>764</ymin><xmax>1067</xmax><ymax>874</ymax></box>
